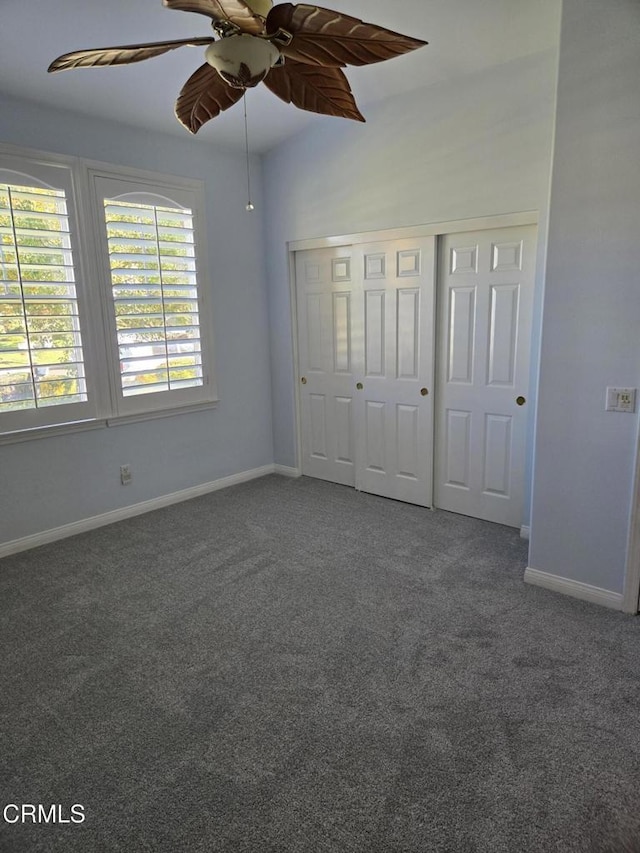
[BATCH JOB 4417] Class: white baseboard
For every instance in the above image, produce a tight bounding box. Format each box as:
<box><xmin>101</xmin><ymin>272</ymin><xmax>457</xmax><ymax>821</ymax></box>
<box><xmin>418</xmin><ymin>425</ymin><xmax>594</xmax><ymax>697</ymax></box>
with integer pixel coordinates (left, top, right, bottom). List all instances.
<box><xmin>0</xmin><ymin>464</ymin><xmax>276</xmax><ymax>560</ymax></box>
<box><xmin>274</xmin><ymin>465</ymin><xmax>302</xmax><ymax>478</ymax></box>
<box><xmin>524</xmin><ymin>567</ymin><xmax>623</xmax><ymax>611</ymax></box>
<box><xmin>520</xmin><ymin>525</ymin><xmax>531</xmax><ymax>540</ymax></box>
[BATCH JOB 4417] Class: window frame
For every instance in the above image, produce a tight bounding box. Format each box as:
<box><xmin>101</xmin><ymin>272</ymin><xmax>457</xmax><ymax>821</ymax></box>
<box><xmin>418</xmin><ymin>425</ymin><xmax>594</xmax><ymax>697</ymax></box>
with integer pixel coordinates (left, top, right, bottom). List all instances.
<box><xmin>0</xmin><ymin>151</ymin><xmax>101</xmax><ymax>434</ymax></box>
<box><xmin>0</xmin><ymin>144</ymin><xmax>217</xmax><ymax>443</ymax></box>
<box><xmin>85</xmin><ymin>164</ymin><xmax>217</xmax><ymax>420</ymax></box>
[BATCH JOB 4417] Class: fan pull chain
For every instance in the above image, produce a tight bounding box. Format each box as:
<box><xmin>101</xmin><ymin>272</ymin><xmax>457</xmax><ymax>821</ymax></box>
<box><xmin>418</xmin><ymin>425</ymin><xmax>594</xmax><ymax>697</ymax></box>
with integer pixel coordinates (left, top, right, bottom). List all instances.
<box><xmin>243</xmin><ymin>92</ymin><xmax>254</xmax><ymax>212</ymax></box>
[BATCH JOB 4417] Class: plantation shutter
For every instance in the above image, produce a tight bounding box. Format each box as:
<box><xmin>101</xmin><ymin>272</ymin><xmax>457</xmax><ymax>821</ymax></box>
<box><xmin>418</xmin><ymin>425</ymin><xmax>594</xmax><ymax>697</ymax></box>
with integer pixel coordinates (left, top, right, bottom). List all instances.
<box><xmin>91</xmin><ymin>173</ymin><xmax>214</xmax><ymax>417</ymax></box>
<box><xmin>0</xmin><ymin>154</ymin><xmax>216</xmax><ymax>439</ymax></box>
<box><xmin>0</xmin><ymin>165</ymin><xmax>94</xmax><ymax>433</ymax></box>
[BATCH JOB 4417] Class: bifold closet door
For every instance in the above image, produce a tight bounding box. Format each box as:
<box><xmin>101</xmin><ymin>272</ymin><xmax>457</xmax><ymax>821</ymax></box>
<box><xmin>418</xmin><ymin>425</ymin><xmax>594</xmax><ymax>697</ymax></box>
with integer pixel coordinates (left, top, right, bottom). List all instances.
<box><xmin>434</xmin><ymin>225</ymin><xmax>536</xmax><ymax>527</ymax></box>
<box><xmin>296</xmin><ymin>237</ymin><xmax>436</xmax><ymax>507</ymax></box>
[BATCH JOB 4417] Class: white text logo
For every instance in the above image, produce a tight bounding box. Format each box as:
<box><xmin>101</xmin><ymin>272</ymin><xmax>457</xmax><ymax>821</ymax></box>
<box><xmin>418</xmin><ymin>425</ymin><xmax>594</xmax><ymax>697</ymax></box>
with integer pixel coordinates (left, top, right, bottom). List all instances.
<box><xmin>3</xmin><ymin>804</ymin><xmax>85</xmax><ymax>825</ymax></box>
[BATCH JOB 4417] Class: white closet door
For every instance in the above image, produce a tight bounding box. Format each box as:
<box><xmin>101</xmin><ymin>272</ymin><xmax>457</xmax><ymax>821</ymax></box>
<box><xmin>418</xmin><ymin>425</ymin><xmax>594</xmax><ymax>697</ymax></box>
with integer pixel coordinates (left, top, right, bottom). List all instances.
<box><xmin>435</xmin><ymin>225</ymin><xmax>536</xmax><ymax>527</ymax></box>
<box><xmin>296</xmin><ymin>237</ymin><xmax>436</xmax><ymax>507</ymax></box>
<box><xmin>353</xmin><ymin>237</ymin><xmax>436</xmax><ymax>506</ymax></box>
<box><xmin>296</xmin><ymin>247</ymin><xmax>358</xmax><ymax>486</ymax></box>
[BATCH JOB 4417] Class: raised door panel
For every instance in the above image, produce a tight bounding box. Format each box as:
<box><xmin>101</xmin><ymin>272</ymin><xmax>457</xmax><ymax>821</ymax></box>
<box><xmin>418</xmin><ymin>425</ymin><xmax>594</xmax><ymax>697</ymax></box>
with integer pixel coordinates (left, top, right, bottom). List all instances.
<box><xmin>483</xmin><ymin>414</ymin><xmax>512</xmax><ymax>497</ymax></box>
<box><xmin>396</xmin><ymin>404</ymin><xmax>420</xmax><ymax>481</ymax></box>
<box><xmin>448</xmin><ymin>287</ymin><xmax>476</xmax><ymax>385</ymax></box>
<box><xmin>365</xmin><ymin>253</ymin><xmax>386</xmax><ymax>280</ymax></box>
<box><xmin>396</xmin><ymin>289</ymin><xmax>420</xmax><ymax>380</ymax></box>
<box><xmin>364</xmin><ymin>400</ymin><xmax>387</xmax><ymax>474</ymax></box>
<box><xmin>445</xmin><ymin>410</ymin><xmax>472</xmax><ymax>490</ymax></box>
<box><xmin>364</xmin><ymin>290</ymin><xmax>385</xmax><ymax>377</ymax></box>
<box><xmin>305</xmin><ymin>293</ymin><xmax>324</xmax><ymax>373</ymax></box>
<box><xmin>491</xmin><ymin>240</ymin><xmax>523</xmax><ymax>273</ymax></box>
<box><xmin>398</xmin><ymin>249</ymin><xmax>421</xmax><ymax>278</ymax></box>
<box><xmin>309</xmin><ymin>394</ymin><xmax>328</xmax><ymax>460</ymax></box>
<box><xmin>333</xmin><ymin>292</ymin><xmax>352</xmax><ymax>374</ymax></box>
<box><xmin>451</xmin><ymin>245</ymin><xmax>478</xmax><ymax>275</ymax></box>
<box><xmin>334</xmin><ymin>396</ymin><xmax>354</xmax><ymax>465</ymax></box>
<box><xmin>487</xmin><ymin>285</ymin><xmax>519</xmax><ymax>387</ymax></box>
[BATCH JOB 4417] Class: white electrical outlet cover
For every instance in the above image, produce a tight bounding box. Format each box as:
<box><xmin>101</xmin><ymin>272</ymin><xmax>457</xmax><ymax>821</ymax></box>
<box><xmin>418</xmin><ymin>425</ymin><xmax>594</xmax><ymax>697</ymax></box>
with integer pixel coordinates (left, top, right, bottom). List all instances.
<box><xmin>606</xmin><ymin>387</ymin><xmax>637</xmax><ymax>413</ymax></box>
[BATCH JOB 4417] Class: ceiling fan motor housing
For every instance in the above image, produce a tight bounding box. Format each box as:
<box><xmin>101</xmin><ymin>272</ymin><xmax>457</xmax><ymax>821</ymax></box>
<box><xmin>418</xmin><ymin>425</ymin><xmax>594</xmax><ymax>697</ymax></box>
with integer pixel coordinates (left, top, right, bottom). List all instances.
<box><xmin>205</xmin><ymin>34</ymin><xmax>280</xmax><ymax>89</ymax></box>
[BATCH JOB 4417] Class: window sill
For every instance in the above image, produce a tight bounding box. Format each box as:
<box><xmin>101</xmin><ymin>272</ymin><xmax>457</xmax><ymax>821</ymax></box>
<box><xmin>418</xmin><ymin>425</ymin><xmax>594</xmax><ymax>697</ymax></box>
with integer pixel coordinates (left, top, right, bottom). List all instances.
<box><xmin>106</xmin><ymin>399</ymin><xmax>218</xmax><ymax>428</ymax></box>
<box><xmin>0</xmin><ymin>400</ymin><xmax>219</xmax><ymax>446</ymax></box>
<box><xmin>0</xmin><ymin>418</ymin><xmax>107</xmax><ymax>446</ymax></box>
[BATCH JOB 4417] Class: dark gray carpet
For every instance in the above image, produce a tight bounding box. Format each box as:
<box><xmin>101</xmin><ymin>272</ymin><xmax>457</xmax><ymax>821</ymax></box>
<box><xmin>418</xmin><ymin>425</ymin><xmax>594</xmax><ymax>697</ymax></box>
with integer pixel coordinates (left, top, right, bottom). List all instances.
<box><xmin>1</xmin><ymin>474</ymin><xmax>639</xmax><ymax>853</ymax></box>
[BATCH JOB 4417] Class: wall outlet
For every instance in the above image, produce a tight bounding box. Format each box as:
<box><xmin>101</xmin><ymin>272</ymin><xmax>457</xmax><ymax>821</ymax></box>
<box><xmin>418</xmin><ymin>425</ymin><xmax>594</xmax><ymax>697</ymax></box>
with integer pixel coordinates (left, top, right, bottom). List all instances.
<box><xmin>606</xmin><ymin>387</ymin><xmax>637</xmax><ymax>413</ymax></box>
<box><xmin>120</xmin><ymin>464</ymin><xmax>132</xmax><ymax>485</ymax></box>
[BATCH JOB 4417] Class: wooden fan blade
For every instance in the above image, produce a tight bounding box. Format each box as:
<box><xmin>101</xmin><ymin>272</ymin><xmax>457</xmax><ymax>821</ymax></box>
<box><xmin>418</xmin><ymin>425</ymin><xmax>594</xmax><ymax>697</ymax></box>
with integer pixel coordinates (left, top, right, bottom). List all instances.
<box><xmin>264</xmin><ymin>61</ymin><xmax>364</xmax><ymax>122</ymax></box>
<box><xmin>163</xmin><ymin>0</ymin><xmax>266</xmax><ymax>34</ymax></box>
<box><xmin>175</xmin><ymin>63</ymin><xmax>245</xmax><ymax>133</ymax></box>
<box><xmin>267</xmin><ymin>4</ymin><xmax>427</xmax><ymax>67</ymax></box>
<box><xmin>48</xmin><ymin>37</ymin><xmax>214</xmax><ymax>72</ymax></box>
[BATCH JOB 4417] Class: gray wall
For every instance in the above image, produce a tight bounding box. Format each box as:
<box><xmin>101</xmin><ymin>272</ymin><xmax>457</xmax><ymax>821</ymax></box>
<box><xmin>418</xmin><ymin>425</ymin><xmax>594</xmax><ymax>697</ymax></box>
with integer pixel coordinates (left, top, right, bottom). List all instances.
<box><xmin>0</xmin><ymin>94</ymin><xmax>274</xmax><ymax>545</ymax></box>
<box><xmin>529</xmin><ymin>0</ymin><xmax>640</xmax><ymax>594</ymax></box>
<box><xmin>262</xmin><ymin>48</ymin><xmax>560</xmax><ymax>522</ymax></box>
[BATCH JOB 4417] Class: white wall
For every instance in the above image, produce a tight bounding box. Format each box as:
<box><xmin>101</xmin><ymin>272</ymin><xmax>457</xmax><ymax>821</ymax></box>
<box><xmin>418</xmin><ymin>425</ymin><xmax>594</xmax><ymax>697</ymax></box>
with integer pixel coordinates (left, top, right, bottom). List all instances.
<box><xmin>263</xmin><ymin>48</ymin><xmax>560</xmax><ymax>522</ymax></box>
<box><xmin>0</xmin><ymin>94</ymin><xmax>274</xmax><ymax>546</ymax></box>
<box><xmin>529</xmin><ymin>0</ymin><xmax>640</xmax><ymax>595</ymax></box>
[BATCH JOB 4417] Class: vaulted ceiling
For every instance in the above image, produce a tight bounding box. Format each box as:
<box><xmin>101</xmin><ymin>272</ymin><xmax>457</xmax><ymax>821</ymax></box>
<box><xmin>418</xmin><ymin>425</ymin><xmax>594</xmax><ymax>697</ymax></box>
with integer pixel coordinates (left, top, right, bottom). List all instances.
<box><xmin>1</xmin><ymin>0</ymin><xmax>561</xmax><ymax>153</ymax></box>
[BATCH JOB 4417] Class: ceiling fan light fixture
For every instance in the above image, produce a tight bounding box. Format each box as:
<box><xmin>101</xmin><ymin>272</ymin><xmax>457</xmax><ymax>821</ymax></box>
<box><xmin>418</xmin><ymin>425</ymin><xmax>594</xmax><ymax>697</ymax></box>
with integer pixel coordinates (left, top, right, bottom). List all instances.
<box><xmin>205</xmin><ymin>34</ymin><xmax>280</xmax><ymax>89</ymax></box>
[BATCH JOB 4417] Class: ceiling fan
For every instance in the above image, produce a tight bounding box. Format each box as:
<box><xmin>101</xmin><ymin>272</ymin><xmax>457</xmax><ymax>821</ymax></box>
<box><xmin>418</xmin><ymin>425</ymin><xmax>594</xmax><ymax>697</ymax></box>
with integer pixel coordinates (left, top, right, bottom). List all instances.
<box><xmin>48</xmin><ymin>0</ymin><xmax>427</xmax><ymax>134</ymax></box>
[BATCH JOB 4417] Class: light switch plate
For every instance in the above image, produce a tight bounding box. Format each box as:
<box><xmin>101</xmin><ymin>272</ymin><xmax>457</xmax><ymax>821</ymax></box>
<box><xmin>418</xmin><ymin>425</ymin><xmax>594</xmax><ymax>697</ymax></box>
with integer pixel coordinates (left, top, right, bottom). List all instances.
<box><xmin>606</xmin><ymin>387</ymin><xmax>637</xmax><ymax>413</ymax></box>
